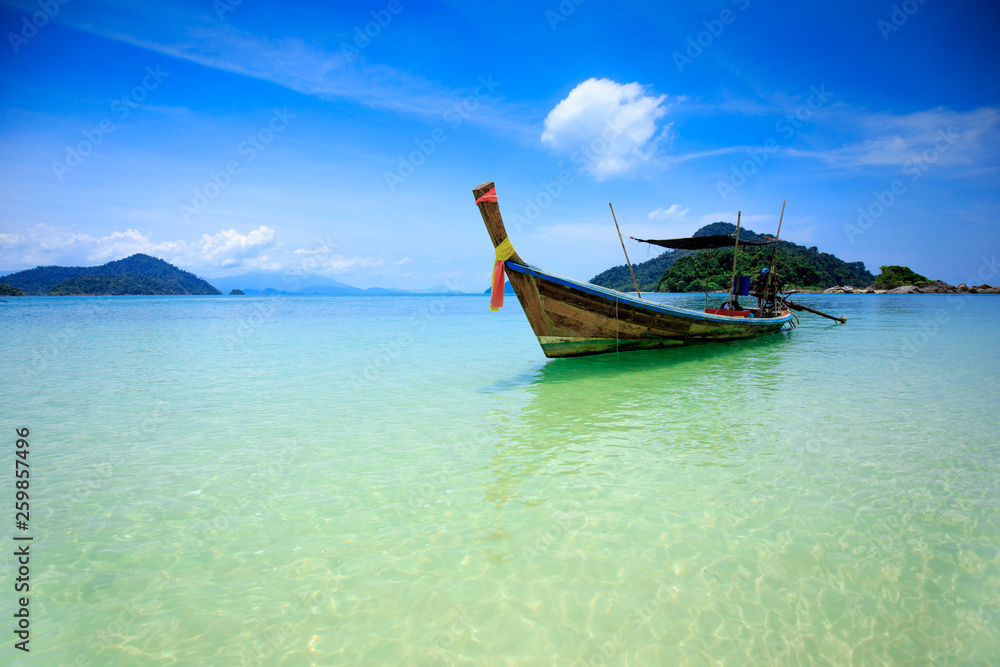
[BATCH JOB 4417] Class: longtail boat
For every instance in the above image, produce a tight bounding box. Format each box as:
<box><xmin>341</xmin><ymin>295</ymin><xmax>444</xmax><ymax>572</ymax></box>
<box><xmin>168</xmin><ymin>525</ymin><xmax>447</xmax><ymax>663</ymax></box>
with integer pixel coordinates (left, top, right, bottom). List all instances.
<box><xmin>473</xmin><ymin>181</ymin><xmax>797</xmax><ymax>358</ymax></box>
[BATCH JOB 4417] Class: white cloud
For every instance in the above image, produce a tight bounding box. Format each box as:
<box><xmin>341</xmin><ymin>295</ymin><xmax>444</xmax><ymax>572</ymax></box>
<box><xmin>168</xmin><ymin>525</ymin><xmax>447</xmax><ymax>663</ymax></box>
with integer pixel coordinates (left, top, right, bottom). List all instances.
<box><xmin>789</xmin><ymin>106</ymin><xmax>1000</xmax><ymax>169</ymax></box>
<box><xmin>0</xmin><ymin>224</ymin><xmax>342</xmax><ymax>274</ymax></box>
<box><xmin>197</xmin><ymin>226</ymin><xmax>275</xmax><ymax>266</ymax></box>
<box><xmin>541</xmin><ymin>78</ymin><xmax>671</xmax><ymax>179</ymax></box>
<box><xmin>648</xmin><ymin>204</ymin><xmax>689</xmax><ymax>221</ymax></box>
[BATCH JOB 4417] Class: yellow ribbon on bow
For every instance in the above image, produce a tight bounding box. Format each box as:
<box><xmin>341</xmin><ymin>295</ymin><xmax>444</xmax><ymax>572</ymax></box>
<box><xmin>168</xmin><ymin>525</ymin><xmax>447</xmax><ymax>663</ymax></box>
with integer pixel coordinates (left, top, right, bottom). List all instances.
<box><xmin>490</xmin><ymin>238</ymin><xmax>515</xmax><ymax>311</ymax></box>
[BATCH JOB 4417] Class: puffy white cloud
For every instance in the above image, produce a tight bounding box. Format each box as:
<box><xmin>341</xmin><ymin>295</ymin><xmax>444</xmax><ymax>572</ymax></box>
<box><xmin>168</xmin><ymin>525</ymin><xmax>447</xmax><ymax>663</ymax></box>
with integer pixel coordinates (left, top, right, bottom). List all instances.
<box><xmin>197</xmin><ymin>226</ymin><xmax>276</xmax><ymax>266</ymax></box>
<box><xmin>648</xmin><ymin>204</ymin><xmax>689</xmax><ymax>221</ymax></box>
<box><xmin>1</xmin><ymin>224</ymin><xmax>315</xmax><ymax>274</ymax></box>
<box><xmin>541</xmin><ymin>78</ymin><xmax>670</xmax><ymax>179</ymax></box>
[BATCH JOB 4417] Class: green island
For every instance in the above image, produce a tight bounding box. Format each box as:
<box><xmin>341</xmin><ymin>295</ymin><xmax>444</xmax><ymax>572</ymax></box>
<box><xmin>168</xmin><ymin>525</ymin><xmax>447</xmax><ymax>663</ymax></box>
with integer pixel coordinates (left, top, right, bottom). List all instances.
<box><xmin>591</xmin><ymin>222</ymin><xmax>875</xmax><ymax>292</ymax></box>
<box><xmin>0</xmin><ymin>254</ymin><xmax>221</xmax><ymax>296</ymax></box>
<box><xmin>0</xmin><ymin>283</ymin><xmax>25</xmax><ymax>296</ymax></box>
<box><xmin>873</xmin><ymin>265</ymin><xmax>928</xmax><ymax>290</ymax></box>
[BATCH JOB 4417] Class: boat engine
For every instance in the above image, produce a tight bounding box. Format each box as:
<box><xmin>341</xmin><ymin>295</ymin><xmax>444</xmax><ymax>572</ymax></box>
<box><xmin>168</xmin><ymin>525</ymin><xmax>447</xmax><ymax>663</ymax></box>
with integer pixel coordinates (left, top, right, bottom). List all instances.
<box><xmin>750</xmin><ymin>270</ymin><xmax>785</xmax><ymax>317</ymax></box>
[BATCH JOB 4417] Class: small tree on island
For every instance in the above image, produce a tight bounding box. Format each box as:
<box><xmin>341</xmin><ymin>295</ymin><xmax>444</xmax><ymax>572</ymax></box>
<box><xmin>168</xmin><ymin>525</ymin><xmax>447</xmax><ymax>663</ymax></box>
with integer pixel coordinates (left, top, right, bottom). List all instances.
<box><xmin>874</xmin><ymin>265</ymin><xmax>928</xmax><ymax>290</ymax></box>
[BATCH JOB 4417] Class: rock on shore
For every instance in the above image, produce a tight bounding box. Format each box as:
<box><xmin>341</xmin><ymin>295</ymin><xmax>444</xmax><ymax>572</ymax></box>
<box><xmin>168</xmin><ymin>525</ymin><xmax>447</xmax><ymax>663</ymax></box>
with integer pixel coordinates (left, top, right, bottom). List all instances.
<box><xmin>818</xmin><ymin>281</ymin><xmax>1000</xmax><ymax>294</ymax></box>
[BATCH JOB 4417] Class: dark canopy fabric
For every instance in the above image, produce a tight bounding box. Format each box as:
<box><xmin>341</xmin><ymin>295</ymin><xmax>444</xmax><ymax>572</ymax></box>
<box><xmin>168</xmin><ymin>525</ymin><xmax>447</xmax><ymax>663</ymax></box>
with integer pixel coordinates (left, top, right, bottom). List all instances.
<box><xmin>630</xmin><ymin>234</ymin><xmax>777</xmax><ymax>250</ymax></box>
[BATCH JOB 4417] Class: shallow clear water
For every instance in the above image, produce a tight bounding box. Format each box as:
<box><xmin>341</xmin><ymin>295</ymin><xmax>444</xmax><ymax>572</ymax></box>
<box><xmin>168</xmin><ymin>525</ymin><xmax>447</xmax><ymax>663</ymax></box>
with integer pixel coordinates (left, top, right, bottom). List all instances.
<box><xmin>1</xmin><ymin>293</ymin><xmax>998</xmax><ymax>665</ymax></box>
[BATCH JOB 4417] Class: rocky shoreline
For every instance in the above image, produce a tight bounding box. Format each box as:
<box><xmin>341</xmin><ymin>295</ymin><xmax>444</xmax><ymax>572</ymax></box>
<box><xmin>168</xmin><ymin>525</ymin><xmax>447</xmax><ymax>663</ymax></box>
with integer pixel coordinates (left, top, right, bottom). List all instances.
<box><xmin>790</xmin><ymin>281</ymin><xmax>1000</xmax><ymax>295</ymax></box>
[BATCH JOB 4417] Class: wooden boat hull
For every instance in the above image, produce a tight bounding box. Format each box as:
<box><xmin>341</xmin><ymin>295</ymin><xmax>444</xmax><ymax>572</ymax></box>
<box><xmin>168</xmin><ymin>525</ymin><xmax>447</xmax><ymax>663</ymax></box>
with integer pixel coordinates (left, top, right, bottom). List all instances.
<box><xmin>473</xmin><ymin>180</ymin><xmax>793</xmax><ymax>358</ymax></box>
<box><xmin>504</xmin><ymin>262</ymin><xmax>792</xmax><ymax>358</ymax></box>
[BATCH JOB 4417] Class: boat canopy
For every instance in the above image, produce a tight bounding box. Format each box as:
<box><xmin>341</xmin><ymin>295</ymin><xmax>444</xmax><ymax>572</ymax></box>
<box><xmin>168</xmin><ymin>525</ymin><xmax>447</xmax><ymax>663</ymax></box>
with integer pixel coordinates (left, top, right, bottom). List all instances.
<box><xmin>630</xmin><ymin>234</ymin><xmax>777</xmax><ymax>250</ymax></box>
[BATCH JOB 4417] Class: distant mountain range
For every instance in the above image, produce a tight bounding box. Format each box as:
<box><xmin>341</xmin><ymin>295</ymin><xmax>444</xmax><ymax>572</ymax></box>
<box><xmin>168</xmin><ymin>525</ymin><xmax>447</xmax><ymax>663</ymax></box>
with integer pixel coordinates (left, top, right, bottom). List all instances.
<box><xmin>591</xmin><ymin>222</ymin><xmax>875</xmax><ymax>292</ymax></box>
<box><xmin>0</xmin><ymin>254</ymin><xmax>221</xmax><ymax>296</ymax></box>
<box><xmin>209</xmin><ymin>271</ymin><xmax>380</xmax><ymax>294</ymax></box>
<box><xmin>210</xmin><ymin>271</ymin><xmax>468</xmax><ymax>295</ymax></box>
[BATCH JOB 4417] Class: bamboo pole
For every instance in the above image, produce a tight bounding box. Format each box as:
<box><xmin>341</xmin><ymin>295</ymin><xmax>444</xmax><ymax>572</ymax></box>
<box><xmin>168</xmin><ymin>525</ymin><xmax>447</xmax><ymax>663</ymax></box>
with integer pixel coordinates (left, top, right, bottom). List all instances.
<box><xmin>784</xmin><ymin>299</ymin><xmax>847</xmax><ymax>324</ymax></box>
<box><xmin>609</xmin><ymin>203</ymin><xmax>641</xmax><ymax>299</ymax></box>
<box><xmin>763</xmin><ymin>200</ymin><xmax>786</xmax><ymax>304</ymax></box>
<box><xmin>726</xmin><ymin>211</ymin><xmax>741</xmax><ymax>309</ymax></box>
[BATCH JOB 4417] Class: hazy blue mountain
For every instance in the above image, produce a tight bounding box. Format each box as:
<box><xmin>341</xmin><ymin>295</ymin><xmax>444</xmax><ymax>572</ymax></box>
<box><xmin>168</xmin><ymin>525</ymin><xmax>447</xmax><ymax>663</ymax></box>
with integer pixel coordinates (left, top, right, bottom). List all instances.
<box><xmin>208</xmin><ymin>271</ymin><xmax>364</xmax><ymax>293</ymax></box>
<box><xmin>483</xmin><ymin>282</ymin><xmax>516</xmax><ymax>294</ymax></box>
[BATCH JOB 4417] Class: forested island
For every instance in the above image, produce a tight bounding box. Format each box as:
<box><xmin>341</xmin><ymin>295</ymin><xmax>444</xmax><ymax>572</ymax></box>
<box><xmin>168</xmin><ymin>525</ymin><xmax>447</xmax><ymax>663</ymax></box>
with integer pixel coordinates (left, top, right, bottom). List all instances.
<box><xmin>592</xmin><ymin>222</ymin><xmax>875</xmax><ymax>292</ymax></box>
<box><xmin>0</xmin><ymin>254</ymin><xmax>221</xmax><ymax>296</ymax></box>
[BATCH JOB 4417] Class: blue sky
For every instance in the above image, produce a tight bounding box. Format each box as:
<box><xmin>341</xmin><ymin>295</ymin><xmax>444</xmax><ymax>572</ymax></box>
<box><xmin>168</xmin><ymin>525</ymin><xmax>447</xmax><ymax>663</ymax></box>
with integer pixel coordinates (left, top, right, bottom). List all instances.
<box><xmin>1</xmin><ymin>0</ymin><xmax>998</xmax><ymax>289</ymax></box>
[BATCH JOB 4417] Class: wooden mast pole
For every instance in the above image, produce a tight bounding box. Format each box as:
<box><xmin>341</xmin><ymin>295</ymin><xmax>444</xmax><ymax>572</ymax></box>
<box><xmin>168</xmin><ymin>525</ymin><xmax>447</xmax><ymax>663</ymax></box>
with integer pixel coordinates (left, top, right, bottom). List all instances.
<box><xmin>726</xmin><ymin>211</ymin><xmax>741</xmax><ymax>309</ymax></box>
<box><xmin>609</xmin><ymin>203</ymin><xmax>641</xmax><ymax>299</ymax></box>
<box><xmin>763</xmin><ymin>200</ymin><xmax>786</xmax><ymax>307</ymax></box>
<box><xmin>770</xmin><ymin>200</ymin><xmax>787</xmax><ymax>271</ymax></box>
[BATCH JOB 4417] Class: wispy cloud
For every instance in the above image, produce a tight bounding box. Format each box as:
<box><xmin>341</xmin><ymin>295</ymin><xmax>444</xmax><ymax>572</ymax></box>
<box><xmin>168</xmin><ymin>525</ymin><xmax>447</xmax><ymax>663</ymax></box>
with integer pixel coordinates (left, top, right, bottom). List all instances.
<box><xmin>648</xmin><ymin>204</ymin><xmax>689</xmax><ymax>221</ymax></box>
<box><xmin>43</xmin><ymin>4</ymin><xmax>530</xmax><ymax>135</ymax></box>
<box><xmin>787</xmin><ymin>106</ymin><xmax>1000</xmax><ymax>169</ymax></box>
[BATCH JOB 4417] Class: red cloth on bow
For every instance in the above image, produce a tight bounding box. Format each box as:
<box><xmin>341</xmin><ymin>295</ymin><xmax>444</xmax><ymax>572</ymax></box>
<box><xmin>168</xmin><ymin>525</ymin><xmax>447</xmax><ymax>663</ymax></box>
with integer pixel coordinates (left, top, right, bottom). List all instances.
<box><xmin>490</xmin><ymin>259</ymin><xmax>505</xmax><ymax>311</ymax></box>
<box><xmin>475</xmin><ymin>188</ymin><xmax>498</xmax><ymax>204</ymax></box>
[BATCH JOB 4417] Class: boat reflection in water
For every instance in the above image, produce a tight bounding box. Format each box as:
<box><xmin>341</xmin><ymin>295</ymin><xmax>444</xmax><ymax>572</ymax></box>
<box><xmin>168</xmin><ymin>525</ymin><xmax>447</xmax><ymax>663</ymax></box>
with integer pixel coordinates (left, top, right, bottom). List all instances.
<box><xmin>473</xmin><ymin>331</ymin><xmax>795</xmax><ymax>566</ymax></box>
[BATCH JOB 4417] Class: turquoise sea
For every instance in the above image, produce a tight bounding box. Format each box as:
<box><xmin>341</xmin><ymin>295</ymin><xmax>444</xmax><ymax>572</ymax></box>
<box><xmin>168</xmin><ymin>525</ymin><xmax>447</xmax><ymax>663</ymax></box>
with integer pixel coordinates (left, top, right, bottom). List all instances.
<box><xmin>2</xmin><ymin>293</ymin><xmax>999</xmax><ymax>665</ymax></box>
